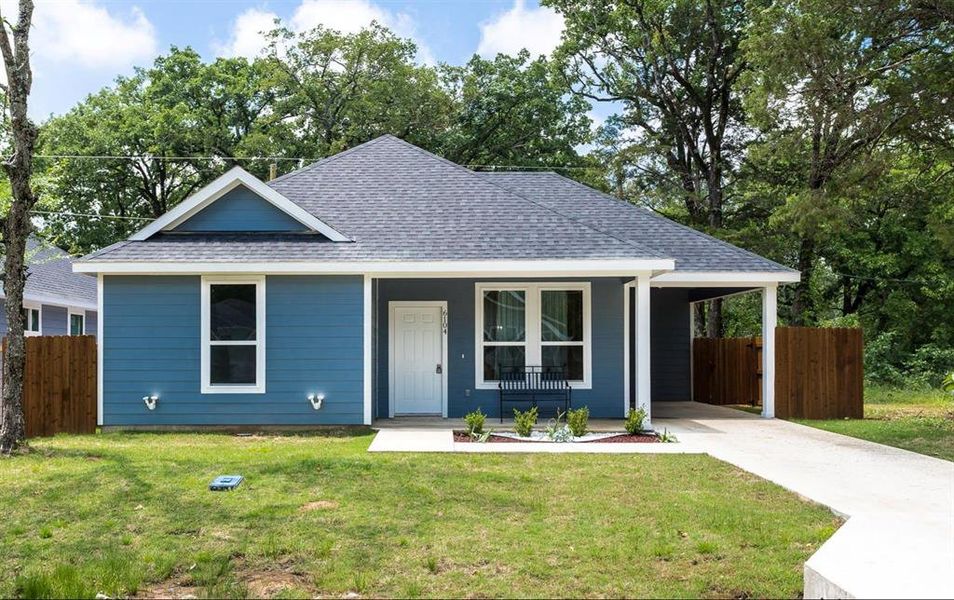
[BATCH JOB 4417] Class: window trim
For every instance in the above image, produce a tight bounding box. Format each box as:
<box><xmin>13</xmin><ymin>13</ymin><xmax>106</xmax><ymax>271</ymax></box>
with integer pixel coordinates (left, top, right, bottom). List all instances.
<box><xmin>201</xmin><ymin>275</ymin><xmax>266</xmax><ymax>394</ymax></box>
<box><xmin>22</xmin><ymin>301</ymin><xmax>41</xmax><ymax>336</ymax></box>
<box><xmin>68</xmin><ymin>309</ymin><xmax>86</xmax><ymax>336</ymax></box>
<box><xmin>475</xmin><ymin>282</ymin><xmax>591</xmax><ymax>390</ymax></box>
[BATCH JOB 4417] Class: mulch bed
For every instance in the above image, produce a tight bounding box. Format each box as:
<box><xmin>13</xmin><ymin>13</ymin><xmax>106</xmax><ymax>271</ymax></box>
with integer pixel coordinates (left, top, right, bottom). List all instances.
<box><xmin>453</xmin><ymin>431</ymin><xmax>659</xmax><ymax>443</ymax></box>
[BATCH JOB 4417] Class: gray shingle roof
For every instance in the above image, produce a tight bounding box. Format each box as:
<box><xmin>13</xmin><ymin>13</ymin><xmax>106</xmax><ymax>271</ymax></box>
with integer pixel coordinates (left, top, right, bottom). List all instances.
<box><xmin>481</xmin><ymin>171</ymin><xmax>793</xmax><ymax>272</ymax></box>
<box><xmin>3</xmin><ymin>237</ymin><xmax>97</xmax><ymax>305</ymax></box>
<box><xmin>80</xmin><ymin>135</ymin><xmax>793</xmax><ymax>273</ymax></box>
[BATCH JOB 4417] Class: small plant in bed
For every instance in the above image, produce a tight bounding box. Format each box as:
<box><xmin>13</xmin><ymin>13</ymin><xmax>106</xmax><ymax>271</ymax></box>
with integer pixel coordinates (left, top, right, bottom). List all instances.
<box><xmin>464</xmin><ymin>408</ymin><xmax>486</xmax><ymax>435</ymax></box>
<box><xmin>545</xmin><ymin>412</ymin><xmax>574</xmax><ymax>442</ymax></box>
<box><xmin>567</xmin><ymin>407</ymin><xmax>589</xmax><ymax>437</ymax></box>
<box><xmin>625</xmin><ymin>407</ymin><xmax>647</xmax><ymax>434</ymax></box>
<box><xmin>513</xmin><ymin>407</ymin><xmax>538</xmax><ymax>437</ymax></box>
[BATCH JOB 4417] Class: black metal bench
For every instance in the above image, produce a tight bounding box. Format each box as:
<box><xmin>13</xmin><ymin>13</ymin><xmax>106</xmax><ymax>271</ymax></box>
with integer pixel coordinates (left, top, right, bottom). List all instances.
<box><xmin>498</xmin><ymin>366</ymin><xmax>571</xmax><ymax>423</ymax></box>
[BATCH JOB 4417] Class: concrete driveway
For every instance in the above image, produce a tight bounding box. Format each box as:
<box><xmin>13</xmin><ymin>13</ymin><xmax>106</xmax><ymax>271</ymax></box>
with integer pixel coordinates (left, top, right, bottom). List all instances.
<box><xmin>655</xmin><ymin>402</ymin><xmax>954</xmax><ymax>599</ymax></box>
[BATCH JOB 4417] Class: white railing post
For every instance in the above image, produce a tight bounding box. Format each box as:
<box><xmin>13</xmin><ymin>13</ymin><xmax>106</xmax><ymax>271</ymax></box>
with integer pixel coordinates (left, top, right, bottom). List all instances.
<box><xmin>636</xmin><ymin>274</ymin><xmax>652</xmax><ymax>428</ymax></box>
<box><xmin>762</xmin><ymin>284</ymin><xmax>777</xmax><ymax>418</ymax></box>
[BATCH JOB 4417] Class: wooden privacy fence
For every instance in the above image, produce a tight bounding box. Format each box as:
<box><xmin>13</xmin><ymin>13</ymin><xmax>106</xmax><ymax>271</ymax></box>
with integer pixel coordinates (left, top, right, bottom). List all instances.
<box><xmin>692</xmin><ymin>327</ymin><xmax>864</xmax><ymax>419</ymax></box>
<box><xmin>1</xmin><ymin>335</ymin><xmax>97</xmax><ymax>436</ymax></box>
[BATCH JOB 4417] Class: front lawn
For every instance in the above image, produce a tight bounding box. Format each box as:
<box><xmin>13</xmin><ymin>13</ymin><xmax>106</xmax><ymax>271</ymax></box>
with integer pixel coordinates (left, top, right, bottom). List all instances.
<box><xmin>0</xmin><ymin>432</ymin><xmax>838</xmax><ymax>598</ymax></box>
<box><xmin>796</xmin><ymin>386</ymin><xmax>954</xmax><ymax>462</ymax></box>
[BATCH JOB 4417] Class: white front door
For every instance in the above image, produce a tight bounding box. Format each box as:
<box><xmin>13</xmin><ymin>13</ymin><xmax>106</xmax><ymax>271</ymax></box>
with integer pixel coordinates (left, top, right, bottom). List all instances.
<box><xmin>392</xmin><ymin>304</ymin><xmax>444</xmax><ymax>415</ymax></box>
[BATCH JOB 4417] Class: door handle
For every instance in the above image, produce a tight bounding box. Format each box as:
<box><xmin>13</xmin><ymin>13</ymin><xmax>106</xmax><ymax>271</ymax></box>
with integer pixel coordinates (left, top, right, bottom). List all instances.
<box><xmin>436</xmin><ymin>364</ymin><xmax>443</xmax><ymax>374</ymax></box>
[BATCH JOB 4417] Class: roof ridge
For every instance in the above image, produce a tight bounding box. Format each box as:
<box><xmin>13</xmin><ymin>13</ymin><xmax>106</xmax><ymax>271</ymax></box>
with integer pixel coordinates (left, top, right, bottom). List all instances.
<box><xmin>539</xmin><ymin>172</ymin><xmax>796</xmax><ymax>273</ymax></box>
<box><xmin>267</xmin><ymin>135</ymin><xmax>395</xmax><ymax>186</ymax></box>
<box><xmin>377</xmin><ymin>137</ymin><xmax>667</xmax><ymax>259</ymax></box>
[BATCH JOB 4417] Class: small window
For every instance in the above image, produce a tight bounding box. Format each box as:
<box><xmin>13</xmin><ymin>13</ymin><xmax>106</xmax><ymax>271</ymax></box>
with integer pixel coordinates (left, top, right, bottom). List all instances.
<box><xmin>22</xmin><ymin>307</ymin><xmax>40</xmax><ymax>334</ymax></box>
<box><xmin>201</xmin><ymin>277</ymin><xmax>265</xmax><ymax>393</ymax></box>
<box><xmin>482</xmin><ymin>290</ymin><xmax>526</xmax><ymax>381</ymax></box>
<box><xmin>69</xmin><ymin>313</ymin><xmax>85</xmax><ymax>336</ymax></box>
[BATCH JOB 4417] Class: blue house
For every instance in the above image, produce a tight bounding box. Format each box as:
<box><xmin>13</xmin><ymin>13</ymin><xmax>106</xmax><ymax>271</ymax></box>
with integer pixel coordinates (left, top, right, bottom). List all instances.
<box><xmin>75</xmin><ymin>135</ymin><xmax>798</xmax><ymax>429</ymax></box>
<box><xmin>1</xmin><ymin>237</ymin><xmax>97</xmax><ymax>339</ymax></box>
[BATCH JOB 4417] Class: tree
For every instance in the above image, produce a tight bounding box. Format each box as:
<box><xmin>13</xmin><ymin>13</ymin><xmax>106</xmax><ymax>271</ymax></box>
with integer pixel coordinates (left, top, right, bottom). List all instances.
<box><xmin>39</xmin><ymin>48</ymin><xmax>280</xmax><ymax>254</ymax></box>
<box><xmin>0</xmin><ymin>0</ymin><xmax>36</xmax><ymax>454</ymax></box>
<box><xmin>549</xmin><ymin>0</ymin><xmax>749</xmax><ymax>336</ymax></box>
<box><xmin>742</xmin><ymin>0</ymin><xmax>951</xmax><ymax>324</ymax></box>
<box><xmin>438</xmin><ymin>51</ymin><xmax>592</xmax><ymax>168</ymax></box>
<box><xmin>264</xmin><ymin>23</ymin><xmax>454</xmax><ymax>159</ymax></box>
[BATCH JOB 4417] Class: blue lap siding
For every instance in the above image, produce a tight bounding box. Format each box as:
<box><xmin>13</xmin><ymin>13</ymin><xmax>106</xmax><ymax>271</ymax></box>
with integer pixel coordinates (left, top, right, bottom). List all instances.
<box><xmin>173</xmin><ymin>186</ymin><xmax>308</xmax><ymax>232</ymax></box>
<box><xmin>102</xmin><ymin>274</ymin><xmax>364</xmax><ymax>425</ymax></box>
<box><xmin>374</xmin><ymin>278</ymin><xmax>627</xmax><ymax>419</ymax></box>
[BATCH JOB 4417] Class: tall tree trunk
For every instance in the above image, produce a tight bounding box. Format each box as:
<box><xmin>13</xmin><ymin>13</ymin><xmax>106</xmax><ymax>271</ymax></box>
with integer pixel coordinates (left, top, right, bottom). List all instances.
<box><xmin>705</xmin><ymin>165</ymin><xmax>724</xmax><ymax>337</ymax></box>
<box><xmin>0</xmin><ymin>0</ymin><xmax>37</xmax><ymax>455</ymax></box>
<box><xmin>790</xmin><ymin>237</ymin><xmax>815</xmax><ymax>326</ymax></box>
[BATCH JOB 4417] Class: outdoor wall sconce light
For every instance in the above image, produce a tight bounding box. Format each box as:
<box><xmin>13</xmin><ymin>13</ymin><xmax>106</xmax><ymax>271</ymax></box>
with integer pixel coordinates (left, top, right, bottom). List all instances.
<box><xmin>308</xmin><ymin>393</ymin><xmax>324</xmax><ymax>410</ymax></box>
<box><xmin>143</xmin><ymin>395</ymin><xmax>159</xmax><ymax>410</ymax></box>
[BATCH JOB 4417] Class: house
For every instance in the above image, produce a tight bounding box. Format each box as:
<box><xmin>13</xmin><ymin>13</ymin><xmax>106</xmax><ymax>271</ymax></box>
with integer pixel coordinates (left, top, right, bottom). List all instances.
<box><xmin>1</xmin><ymin>237</ymin><xmax>97</xmax><ymax>338</ymax></box>
<box><xmin>74</xmin><ymin>135</ymin><xmax>798</xmax><ymax>428</ymax></box>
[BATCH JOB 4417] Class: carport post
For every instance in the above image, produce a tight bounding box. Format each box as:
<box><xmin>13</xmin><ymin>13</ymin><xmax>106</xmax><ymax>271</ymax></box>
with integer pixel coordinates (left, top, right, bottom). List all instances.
<box><xmin>636</xmin><ymin>273</ymin><xmax>652</xmax><ymax>429</ymax></box>
<box><xmin>761</xmin><ymin>284</ymin><xmax>777</xmax><ymax>418</ymax></box>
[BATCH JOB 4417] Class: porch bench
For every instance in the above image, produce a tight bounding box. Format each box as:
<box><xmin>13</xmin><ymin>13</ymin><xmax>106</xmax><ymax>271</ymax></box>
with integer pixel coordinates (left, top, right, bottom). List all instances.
<box><xmin>498</xmin><ymin>366</ymin><xmax>571</xmax><ymax>423</ymax></box>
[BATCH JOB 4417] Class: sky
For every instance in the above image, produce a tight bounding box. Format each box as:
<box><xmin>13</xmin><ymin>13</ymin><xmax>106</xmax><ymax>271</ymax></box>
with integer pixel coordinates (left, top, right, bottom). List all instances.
<box><xmin>11</xmin><ymin>0</ymin><xmax>578</xmax><ymax>120</ymax></box>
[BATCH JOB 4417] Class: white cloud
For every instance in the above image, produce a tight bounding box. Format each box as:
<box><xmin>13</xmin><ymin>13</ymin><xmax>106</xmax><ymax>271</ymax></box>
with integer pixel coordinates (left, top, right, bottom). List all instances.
<box><xmin>477</xmin><ymin>0</ymin><xmax>564</xmax><ymax>58</ymax></box>
<box><xmin>22</xmin><ymin>0</ymin><xmax>158</xmax><ymax>69</ymax></box>
<box><xmin>215</xmin><ymin>0</ymin><xmax>434</xmax><ymax>64</ymax></box>
<box><xmin>212</xmin><ymin>8</ymin><xmax>280</xmax><ymax>59</ymax></box>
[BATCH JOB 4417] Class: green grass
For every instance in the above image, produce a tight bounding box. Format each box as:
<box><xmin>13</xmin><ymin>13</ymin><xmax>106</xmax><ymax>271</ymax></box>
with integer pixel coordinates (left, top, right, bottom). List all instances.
<box><xmin>0</xmin><ymin>432</ymin><xmax>839</xmax><ymax>598</ymax></box>
<box><xmin>796</xmin><ymin>386</ymin><xmax>954</xmax><ymax>462</ymax></box>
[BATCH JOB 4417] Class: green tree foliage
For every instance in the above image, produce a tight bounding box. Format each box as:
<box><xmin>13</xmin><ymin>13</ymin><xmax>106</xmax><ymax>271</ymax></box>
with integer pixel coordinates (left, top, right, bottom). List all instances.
<box><xmin>548</xmin><ymin>0</ymin><xmax>749</xmax><ymax>336</ymax></box>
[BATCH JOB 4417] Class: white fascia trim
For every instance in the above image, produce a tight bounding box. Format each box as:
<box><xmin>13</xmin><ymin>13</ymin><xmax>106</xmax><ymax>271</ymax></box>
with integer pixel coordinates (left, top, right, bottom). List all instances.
<box><xmin>74</xmin><ymin>258</ymin><xmax>676</xmax><ymax>276</ymax></box>
<box><xmin>651</xmin><ymin>270</ymin><xmax>800</xmax><ymax>287</ymax></box>
<box><xmin>128</xmin><ymin>166</ymin><xmax>351</xmax><ymax>242</ymax></box>
<box><xmin>6</xmin><ymin>292</ymin><xmax>98</xmax><ymax>312</ymax></box>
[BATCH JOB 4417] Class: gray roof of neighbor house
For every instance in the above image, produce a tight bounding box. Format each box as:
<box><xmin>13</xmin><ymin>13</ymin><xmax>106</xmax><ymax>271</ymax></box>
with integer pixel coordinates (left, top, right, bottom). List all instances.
<box><xmin>80</xmin><ymin>135</ymin><xmax>794</xmax><ymax>273</ymax></box>
<box><xmin>3</xmin><ymin>237</ymin><xmax>97</xmax><ymax>306</ymax></box>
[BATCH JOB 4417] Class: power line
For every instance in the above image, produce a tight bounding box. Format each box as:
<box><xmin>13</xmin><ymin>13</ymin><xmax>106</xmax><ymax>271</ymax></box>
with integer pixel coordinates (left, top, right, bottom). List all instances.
<box><xmin>30</xmin><ymin>210</ymin><xmax>152</xmax><ymax>221</ymax></box>
<box><xmin>33</xmin><ymin>154</ymin><xmax>601</xmax><ymax>171</ymax></box>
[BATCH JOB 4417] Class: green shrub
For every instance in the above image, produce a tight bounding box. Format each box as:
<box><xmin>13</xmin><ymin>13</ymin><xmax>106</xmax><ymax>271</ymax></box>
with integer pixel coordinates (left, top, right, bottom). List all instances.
<box><xmin>566</xmin><ymin>407</ymin><xmax>589</xmax><ymax>437</ymax></box>
<box><xmin>625</xmin><ymin>407</ymin><xmax>647</xmax><ymax>434</ymax></box>
<box><xmin>464</xmin><ymin>408</ymin><xmax>486</xmax><ymax>434</ymax></box>
<box><xmin>513</xmin><ymin>407</ymin><xmax>538</xmax><ymax>437</ymax></box>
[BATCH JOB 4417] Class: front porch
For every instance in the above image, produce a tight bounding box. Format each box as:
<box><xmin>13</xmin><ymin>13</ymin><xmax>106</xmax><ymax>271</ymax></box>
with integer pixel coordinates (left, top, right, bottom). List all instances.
<box><xmin>368</xmin><ymin>273</ymin><xmax>784</xmax><ymax>426</ymax></box>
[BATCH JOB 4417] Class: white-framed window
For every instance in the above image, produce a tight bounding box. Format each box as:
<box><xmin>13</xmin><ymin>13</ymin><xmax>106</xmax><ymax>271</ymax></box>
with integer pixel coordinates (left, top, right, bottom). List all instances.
<box><xmin>22</xmin><ymin>303</ymin><xmax>41</xmax><ymax>336</ymax></box>
<box><xmin>201</xmin><ymin>276</ymin><xmax>266</xmax><ymax>394</ymax></box>
<box><xmin>69</xmin><ymin>310</ymin><xmax>85</xmax><ymax>336</ymax></box>
<box><xmin>475</xmin><ymin>282</ymin><xmax>591</xmax><ymax>389</ymax></box>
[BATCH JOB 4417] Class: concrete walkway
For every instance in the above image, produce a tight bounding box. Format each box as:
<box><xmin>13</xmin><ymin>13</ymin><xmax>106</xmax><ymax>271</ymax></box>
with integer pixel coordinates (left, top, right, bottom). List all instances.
<box><xmin>370</xmin><ymin>402</ymin><xmax>954</xmax><ymax>598</ymax></box>
<box><xmin>655</xmin><ymin>402</ymin><xmax>954</xmax><ymax>599</ymax></box>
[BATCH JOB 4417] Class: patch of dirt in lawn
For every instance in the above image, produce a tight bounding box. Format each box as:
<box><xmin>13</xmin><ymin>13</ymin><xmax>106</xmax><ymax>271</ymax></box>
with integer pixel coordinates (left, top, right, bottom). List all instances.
<box><xmin>137</xmin><ymin>564</ymin><xmax>314</xmax><ymax>599</ymax></box>
<box><xmin>301</xmin><ymin>499</ymin><xmax>339</xmax><ymax>511</ymax></box>
<box><xmin>241</xmin><ymin>568</ymin><xmax>313</xmax><ymax>598</ymax></box>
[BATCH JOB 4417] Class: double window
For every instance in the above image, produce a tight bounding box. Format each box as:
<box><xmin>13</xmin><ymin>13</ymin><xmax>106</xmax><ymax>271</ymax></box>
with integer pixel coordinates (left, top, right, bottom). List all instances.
<box><xmin>201</xmin><ymin>276</ymin><xmax>265</xmax><ymax>393</ymax></box>
<box><xmin>476</xmin><ymin>283</ymin><xmax>590</xmax><ymax>388</ymax></box>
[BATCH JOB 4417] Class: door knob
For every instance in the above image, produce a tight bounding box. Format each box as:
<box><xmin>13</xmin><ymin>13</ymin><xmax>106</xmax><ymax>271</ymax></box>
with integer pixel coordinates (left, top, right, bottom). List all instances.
<box><xmin>436</xmin><ymin>364</ymin><xmax>443</xmax><ymax>374</ymax></box>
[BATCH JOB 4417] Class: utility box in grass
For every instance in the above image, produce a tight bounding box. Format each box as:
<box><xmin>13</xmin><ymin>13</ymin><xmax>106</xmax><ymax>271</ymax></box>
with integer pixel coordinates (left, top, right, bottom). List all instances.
<box><xmin>209</xmin><ymin>475</ymin><xmax>243</xmax><ymax>491</ymax></box>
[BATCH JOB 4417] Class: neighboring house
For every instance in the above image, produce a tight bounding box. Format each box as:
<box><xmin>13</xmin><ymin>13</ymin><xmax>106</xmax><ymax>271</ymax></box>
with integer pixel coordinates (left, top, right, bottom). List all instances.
<box><xmin>75</xmin><ymin>135</ymin><xmax>798</xmax><ymax>428</ymax></box>
<box><xmin>1</xmin><ymin>237</ymin><xmax>97</xmax><ymax>338</ymax></box>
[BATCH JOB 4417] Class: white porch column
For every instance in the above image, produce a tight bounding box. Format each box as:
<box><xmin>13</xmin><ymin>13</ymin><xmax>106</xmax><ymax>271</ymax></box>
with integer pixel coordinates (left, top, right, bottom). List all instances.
<box><xmin>636</xmin><ymin>273</ymin><xmax>652</xmax><ymax>428</ymax></box>
<box><xmin>761</xmin><ymin>284</ymin><xmax>777</xmax><ymax>418</ymax></box>
<box><xmin>363</xmin><ymin>274</ymin><xmax>373</xmax><ymax>425</ymax></box>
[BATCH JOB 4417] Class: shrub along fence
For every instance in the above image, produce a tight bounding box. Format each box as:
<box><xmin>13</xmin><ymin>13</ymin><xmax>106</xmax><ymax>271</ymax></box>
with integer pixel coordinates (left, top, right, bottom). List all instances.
<box><xmin>692</xmin><ymin>327</ymin><xmax>864</xmax><ymax>420</ymax></box>
<box><xmin>1</xmin><ymin>335</ymin><xmax>97</xmax><ymax>436</ymax></box>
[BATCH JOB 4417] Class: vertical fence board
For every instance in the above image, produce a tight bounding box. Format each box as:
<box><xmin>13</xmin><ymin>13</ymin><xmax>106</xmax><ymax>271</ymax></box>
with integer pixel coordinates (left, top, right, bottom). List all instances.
<box><xmin>2</xmin><ymin>335</ymin><xmax>97</xmax><ymax>436</ymax></box>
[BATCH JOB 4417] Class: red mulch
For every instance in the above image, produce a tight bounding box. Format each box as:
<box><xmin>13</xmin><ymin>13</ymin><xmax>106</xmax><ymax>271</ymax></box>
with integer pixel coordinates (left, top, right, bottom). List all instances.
<box><xmin>453</xmin><ymin>431</ymin><xmax>659</xmax><ymax>443</ymax></box>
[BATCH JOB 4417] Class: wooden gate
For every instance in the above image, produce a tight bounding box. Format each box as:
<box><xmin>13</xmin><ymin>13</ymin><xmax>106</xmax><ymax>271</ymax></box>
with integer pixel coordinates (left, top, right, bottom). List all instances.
<box><xmin>692</xmin><ymin>327</ymin><xmax>863</xmax><ymax>419</ymax></box>
<box><xmin>692</xmin><ymin>336</ymin><xmax>762</xmax><ymax>406</ymax></box>
<box><xmin>1</xmin><ymin>335</ymin><xmax>97</xmax><ymax>436</ymax></box>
